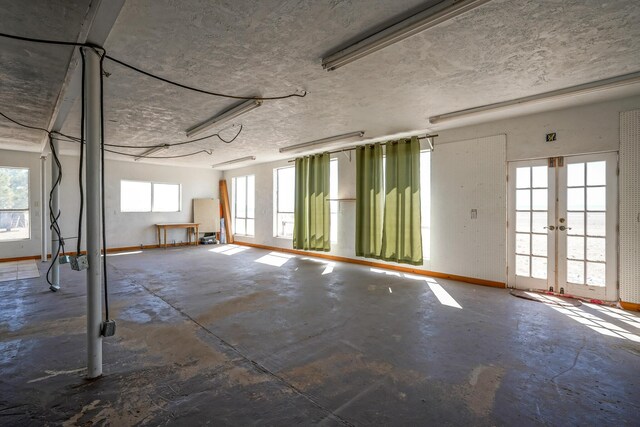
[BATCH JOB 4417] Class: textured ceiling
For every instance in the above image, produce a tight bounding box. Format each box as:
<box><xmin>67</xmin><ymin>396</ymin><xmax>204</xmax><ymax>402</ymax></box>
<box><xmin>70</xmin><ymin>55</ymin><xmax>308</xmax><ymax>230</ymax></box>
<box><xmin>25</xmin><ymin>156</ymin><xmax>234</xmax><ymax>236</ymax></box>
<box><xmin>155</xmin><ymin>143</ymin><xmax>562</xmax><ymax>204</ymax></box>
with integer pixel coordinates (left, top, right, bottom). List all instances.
<box><xmin>0</xmin><ymin>0</ymin><xmax>92</xmax><ymax>151</ymax></box>
<box><xmin>2</xmin><ymin>1</ymin><xmax>640</xmax><ymax>168</ymax></box>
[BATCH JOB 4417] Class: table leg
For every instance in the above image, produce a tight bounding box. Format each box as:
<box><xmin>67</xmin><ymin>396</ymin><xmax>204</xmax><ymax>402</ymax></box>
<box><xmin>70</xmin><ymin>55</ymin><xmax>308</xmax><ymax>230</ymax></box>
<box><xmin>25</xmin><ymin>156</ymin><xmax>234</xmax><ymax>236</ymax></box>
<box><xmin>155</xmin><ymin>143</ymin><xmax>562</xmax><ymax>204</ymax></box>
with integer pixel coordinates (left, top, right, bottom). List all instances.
<box><xmin>156</xmin><ymin>227</ymin><xmax>160</xmax><ymax>247</ymax></box>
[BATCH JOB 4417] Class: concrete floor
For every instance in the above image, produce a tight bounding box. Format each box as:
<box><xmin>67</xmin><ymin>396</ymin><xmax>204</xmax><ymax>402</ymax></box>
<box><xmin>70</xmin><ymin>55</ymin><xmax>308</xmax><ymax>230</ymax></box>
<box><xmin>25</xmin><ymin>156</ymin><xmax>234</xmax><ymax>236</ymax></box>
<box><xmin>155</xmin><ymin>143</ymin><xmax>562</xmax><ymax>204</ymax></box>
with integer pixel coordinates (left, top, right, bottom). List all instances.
<box><xmin>1</xmin><ymin>244</ymin><xmax>639</xmax><ymax>426</ymax></box>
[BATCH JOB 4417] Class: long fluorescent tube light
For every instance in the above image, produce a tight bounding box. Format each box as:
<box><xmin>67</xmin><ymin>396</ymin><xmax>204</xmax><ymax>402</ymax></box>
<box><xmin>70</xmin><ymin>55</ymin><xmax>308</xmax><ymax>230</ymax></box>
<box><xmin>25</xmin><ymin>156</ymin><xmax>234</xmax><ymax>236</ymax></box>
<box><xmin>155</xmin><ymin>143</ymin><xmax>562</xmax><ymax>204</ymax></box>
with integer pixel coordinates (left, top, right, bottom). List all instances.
<box><xmin>211</xmin><ymin>155</ymin><xmax>256</xmax><ymax>168</ymax></box>
<box><xmin>134</xmin><ymin>144</ymin><xmax>169</xmax><ymax>161</ymax></box>
<box><xmin>322</xmin><ymin>0</ymin><xmax>491</xmax><ymax>71</ymax></box>
<box><xmin>186</xmin><ymin>99</ymin><xmax>262</xmax><ymax>138</ymax></box>
<box><xmin>279</xmin><ymin>131</ymin><xmax>365</xmax><ymax>153</ymax></box>
<box><xmin>428</xmin><ymin>71</ymin><xmax>640</xmax><ymax>125</ymax></box>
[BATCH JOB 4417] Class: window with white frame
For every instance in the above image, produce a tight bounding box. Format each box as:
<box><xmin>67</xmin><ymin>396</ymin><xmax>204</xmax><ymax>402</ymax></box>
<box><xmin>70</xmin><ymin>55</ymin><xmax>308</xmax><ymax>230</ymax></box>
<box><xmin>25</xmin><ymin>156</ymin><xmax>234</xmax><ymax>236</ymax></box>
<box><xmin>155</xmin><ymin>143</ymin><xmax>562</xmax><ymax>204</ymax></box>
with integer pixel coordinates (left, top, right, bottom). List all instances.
<box><xmin>232</xmin><ymin>175</ymin><xmax>255</xmax><ymax>236</ymax></box>
<box><xmin>0</xmin><ymin>167</ymin><xmax>30</xmax><ymax>241</ymax></box>
<box><xmin>274</xmin><ymin>166</ymin><xmax>295</xmax><ymax>238</ymax></box>
<box><xmin>420</xmin><ymin>151</ymin><xmax>431</xmax><ymax>261</ymax></box>
<box><xmin>273</xmin><ymin>159</ymin><xmax>338</xmax><ymax>241</ymax></box>
<box><xmin>120</xmin><ymin>180</ymin><xmax>181</xmax><ymax>213</ymax></box>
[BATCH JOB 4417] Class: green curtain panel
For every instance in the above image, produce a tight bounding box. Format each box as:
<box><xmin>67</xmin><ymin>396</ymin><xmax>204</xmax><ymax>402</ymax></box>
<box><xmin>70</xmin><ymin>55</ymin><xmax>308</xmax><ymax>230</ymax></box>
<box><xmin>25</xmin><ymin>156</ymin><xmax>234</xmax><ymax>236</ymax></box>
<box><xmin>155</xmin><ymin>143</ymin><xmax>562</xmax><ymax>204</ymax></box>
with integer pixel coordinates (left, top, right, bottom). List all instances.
<box><xmin>381</xmin><ymin>136</ymin><xmax>423</xmax><ymax>265</ymax></box>
<box><xmin>356</xmin><ymin>144</ymin><xmax>384</xmax><ymax>258</ymax></box>
<box><xmin>293</xmin><ymin>153</ymin><xmax>331</xmax><ymax>251</ymax></box>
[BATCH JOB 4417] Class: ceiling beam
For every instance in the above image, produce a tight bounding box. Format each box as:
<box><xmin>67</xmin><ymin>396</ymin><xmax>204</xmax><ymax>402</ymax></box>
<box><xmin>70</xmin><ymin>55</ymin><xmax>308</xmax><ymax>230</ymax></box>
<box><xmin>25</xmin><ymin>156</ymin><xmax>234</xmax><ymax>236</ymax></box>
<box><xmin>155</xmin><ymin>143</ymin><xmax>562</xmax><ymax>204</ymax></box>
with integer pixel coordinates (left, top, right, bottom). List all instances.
<box><xmin>40</xmin><ymin>0</ymin><xmax>125</xmax><ymax>153</ymax></box>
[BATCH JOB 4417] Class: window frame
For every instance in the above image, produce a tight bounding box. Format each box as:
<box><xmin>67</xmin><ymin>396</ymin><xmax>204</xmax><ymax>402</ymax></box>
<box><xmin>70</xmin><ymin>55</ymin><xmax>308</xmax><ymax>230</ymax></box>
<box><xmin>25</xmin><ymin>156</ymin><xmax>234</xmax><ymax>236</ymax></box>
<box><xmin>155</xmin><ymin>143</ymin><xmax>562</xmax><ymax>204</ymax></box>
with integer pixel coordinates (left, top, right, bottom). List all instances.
<box><xmin>232</xmin><ymin>174</ymin><xmax>255</xmax><ymax>237</ymax></box>
<box><xmin>0</xmin><ymin>166</ymin><xmax>30</xmax><ymax>242</ymax></box>
<box><xmin>120</xmin><ymin>179</ymin><xmax>182</xmax><ymax>213</ymax></box>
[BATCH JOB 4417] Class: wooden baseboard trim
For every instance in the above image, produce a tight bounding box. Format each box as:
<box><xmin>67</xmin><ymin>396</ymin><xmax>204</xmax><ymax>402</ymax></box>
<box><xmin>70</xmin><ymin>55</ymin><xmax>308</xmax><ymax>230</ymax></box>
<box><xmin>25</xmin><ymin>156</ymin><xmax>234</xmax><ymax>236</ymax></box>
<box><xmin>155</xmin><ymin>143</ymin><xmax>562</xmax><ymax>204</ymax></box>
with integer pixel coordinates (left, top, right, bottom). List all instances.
<box><xmin>620</xmin><ymin>301</ymin><xmax>640</xmax><ymax>312</ymax></box>
<box><xmin>234</xmin><ymin>241</ymin><xmax>506</xmax><ymax>289</ymax></box>
<box><xmin>0</xmin><ymin>243</ymin><xmax>197</xmax><ymax>263</ymax></box>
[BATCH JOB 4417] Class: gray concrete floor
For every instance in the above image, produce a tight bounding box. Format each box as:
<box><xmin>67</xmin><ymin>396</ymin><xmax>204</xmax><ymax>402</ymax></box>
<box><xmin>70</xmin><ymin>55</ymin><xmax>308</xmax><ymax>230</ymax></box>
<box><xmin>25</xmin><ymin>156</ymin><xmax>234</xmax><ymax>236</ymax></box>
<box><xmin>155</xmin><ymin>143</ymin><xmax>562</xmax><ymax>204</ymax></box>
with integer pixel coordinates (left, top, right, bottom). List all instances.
<box><xmin>1</xmin><ymin>244</ymin><xmax>639</xmax><ymax>426</ymax></box>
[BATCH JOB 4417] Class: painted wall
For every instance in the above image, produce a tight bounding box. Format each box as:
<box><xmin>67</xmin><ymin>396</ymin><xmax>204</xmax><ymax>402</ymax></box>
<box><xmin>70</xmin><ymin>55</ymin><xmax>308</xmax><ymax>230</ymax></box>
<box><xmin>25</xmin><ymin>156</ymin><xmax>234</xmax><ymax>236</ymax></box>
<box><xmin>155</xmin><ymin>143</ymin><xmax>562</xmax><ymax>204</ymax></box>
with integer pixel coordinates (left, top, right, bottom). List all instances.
<box><xmin>225</xmin><ymin>95</ymin><xmax>640</xmax><ymax>288</ymax></box>
<box><xmin>0</xmin><ymin>152</ymin><xmax>221</xmax><ymax>259</ymax></box>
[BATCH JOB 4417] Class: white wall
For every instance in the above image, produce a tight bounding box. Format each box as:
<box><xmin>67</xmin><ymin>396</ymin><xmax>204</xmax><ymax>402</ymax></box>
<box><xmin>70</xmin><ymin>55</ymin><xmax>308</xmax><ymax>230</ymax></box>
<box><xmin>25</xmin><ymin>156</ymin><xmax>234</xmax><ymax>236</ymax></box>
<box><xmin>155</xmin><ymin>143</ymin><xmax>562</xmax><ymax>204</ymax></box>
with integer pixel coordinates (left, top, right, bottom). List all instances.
<box><xmin>0</xmin><ymin>151</ymin><xmax>221</xmax><ymax>258</ymax></box>
<box><xmin>225</xmin><ymin>95</ymin><xmax>640</xmax><ymax>288</ymax></box>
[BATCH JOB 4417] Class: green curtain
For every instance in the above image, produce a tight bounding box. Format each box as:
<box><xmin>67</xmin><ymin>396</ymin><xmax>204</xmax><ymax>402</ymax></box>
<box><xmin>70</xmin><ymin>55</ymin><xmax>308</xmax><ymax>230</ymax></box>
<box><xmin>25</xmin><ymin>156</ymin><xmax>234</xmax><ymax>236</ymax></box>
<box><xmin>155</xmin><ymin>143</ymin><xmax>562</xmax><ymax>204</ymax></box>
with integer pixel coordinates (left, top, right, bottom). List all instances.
<box><xmin>381</xmin><ymin>136</ymin><xmax>423</xmax><ymax>265</ymax></box>
<box><xmin>356</xmin><ymin>144</ymin><xmax>384</xmax><ymax>258</ymax></box>
<box><xmin>293</xmin><ymin>153</ymin><xmax>331</xmax><ymax>251</ymax></box>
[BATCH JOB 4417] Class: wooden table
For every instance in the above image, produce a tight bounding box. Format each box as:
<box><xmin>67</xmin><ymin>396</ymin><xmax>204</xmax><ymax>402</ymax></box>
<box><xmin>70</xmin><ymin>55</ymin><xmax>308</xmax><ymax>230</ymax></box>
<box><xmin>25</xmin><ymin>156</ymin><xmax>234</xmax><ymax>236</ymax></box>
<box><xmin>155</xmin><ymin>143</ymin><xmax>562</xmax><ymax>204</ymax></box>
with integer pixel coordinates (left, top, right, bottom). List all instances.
<box><xmin>155</xmin><ymin>223</ymin><xmax>200</xmax><ymax>248</ymax></box>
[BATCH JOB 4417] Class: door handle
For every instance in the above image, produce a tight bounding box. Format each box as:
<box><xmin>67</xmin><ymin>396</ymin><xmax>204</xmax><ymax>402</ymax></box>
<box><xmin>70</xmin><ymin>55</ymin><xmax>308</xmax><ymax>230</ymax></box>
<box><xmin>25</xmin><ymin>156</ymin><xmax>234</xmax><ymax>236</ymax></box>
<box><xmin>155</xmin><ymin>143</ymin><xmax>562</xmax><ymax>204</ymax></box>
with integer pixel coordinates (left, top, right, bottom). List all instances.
<box><xmin>558</xmin><ymin>225</ymin><xmax>572</xmax><ymax>231</ymax></box>
<box><xmin>544</xmin><ymin>225</ymin><xmax>555</xmax><ymax>231</ymax></box>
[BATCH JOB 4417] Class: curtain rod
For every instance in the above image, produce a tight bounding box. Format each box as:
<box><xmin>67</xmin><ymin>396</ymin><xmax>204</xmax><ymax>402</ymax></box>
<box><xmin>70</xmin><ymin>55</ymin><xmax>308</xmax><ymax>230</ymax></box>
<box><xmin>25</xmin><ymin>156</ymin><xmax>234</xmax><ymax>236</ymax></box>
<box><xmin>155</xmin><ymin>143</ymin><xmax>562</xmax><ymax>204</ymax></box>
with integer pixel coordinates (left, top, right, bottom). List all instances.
<box><xmin>287</xmin><ymin>134</ymin><xmax>438</xmax><ymax>162</ymax></box>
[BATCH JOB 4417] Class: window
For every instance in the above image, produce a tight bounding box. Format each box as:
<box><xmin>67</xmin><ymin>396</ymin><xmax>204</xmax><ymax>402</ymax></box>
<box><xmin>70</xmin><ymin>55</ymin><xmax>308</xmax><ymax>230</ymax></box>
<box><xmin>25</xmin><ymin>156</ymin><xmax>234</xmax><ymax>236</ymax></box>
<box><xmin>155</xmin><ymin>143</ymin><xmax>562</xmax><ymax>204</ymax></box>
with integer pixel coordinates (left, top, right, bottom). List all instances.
<box><xmin>0</xmin><ymin>167</ymin><xmax>30</xmax><ymax>241</ymax></box>
<box><xmin>120</xmin><ymin>180</ymin><xmax>181</xmax><ymax>212</ymax></box>
<box><xmin>232</xmin><ymin>175</ymin><xmax>255</xmax><ymax>236</ymax></box>
<box><xmin>330</xmin><ymin>158</ymin><xmax>338</xmax><ymax>243</ymax></box>
<box><xmin>275</xmin><ymin>166</ymin><xmax>295</xmax><ymax>238</ymax></box>
<box><xmin>420</xmin><ymin>151</ymin><xmax>431</xmax><ymax>261</ymax></box>
<box><xmin>273</xmin><ymin>159</ymin><xmax>338</xmax><ymax>241</ymax></box>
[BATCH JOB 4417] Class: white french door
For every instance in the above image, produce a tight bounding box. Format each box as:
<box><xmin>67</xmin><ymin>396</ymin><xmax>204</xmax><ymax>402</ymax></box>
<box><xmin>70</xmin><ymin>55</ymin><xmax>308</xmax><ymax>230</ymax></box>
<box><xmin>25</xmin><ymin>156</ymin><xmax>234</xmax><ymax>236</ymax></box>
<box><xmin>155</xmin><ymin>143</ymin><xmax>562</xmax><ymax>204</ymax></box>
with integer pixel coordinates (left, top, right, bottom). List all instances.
<box><xmin>508</xmin><ymin>153</ymin><xmax>618</xmax><ymax>300</ymax></box>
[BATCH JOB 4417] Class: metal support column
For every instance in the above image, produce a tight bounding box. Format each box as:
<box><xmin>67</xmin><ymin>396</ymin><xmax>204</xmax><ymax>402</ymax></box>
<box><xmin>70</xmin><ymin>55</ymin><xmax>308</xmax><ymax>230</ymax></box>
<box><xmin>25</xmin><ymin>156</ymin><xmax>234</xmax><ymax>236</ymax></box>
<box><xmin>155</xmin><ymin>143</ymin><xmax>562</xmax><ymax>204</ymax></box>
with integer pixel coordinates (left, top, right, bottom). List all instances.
<box><xmin>83</xmin><ymin>47</ymin><xmax>103</xmax><ymax>379</ymax></box>
<box><xmin>49</xmin><ymin>143</ymin><xmax>60</xmax><ymax>289</ymax></box>
<box><xmin>40</xmin><ymin>155</ymin><xmax>47</xmax><ymax>263</ymax></box>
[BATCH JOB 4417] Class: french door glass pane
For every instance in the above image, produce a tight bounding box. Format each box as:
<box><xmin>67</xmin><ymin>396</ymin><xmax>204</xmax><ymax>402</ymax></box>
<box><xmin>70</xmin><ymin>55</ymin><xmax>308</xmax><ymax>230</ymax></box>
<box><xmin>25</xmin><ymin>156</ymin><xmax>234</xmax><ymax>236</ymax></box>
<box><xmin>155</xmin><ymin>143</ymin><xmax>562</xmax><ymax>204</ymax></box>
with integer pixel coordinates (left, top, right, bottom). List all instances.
<box><xmin>567</xmin><ymin>260</ymin><xmax>584</xmax><ymax>284</ymax></box>
<box><xmin>516</xmin><ymin>167</ymin><xmax>530</xmax><ymax>188</ymax></box>
<box><xmin>567</xmin><ymin>212</ymin><xmax>584</xmax><ymax>235</ymax></box>
<box><xmin>532</xmin><ymin>189</ymin><xmax>547</xmax><ymax>211</ymax></box>
<box><xmin>531</xmin><ymin>212</ymin><xmax>547</xmax><ymax>233</ymax></box>
<box><xmin>586</xmin><ymin>237</ymin><xmax>605</xmax><ymax>262</ymax></box>
<box><xmin>516</xmin><ymin>212</ymin><xmax>530</xmax><ymax>232</ymax></box>
<box><xmin>516</xmin><ymin>255</ymin><xmax>530</xmax><ymax>276</ymax></box>
<box><xmin>567</xmin><ymin>163</ymin><xmax>585</xmax><ymax>186</ymax></box>
<box><xmin>586</xmin><ymin>161</ymin><xmax>606</xmax><ymax>186</ymax></box>
<box><xmin>567</xmin><ymin>188</ymin><xmax>584</xmax><ymax>211</ymax></box>
<box><xmin>586</xmin><ymin>262</ymin><xmax>605</xmax><ymax>286</ymax></box>
<box><xmin>516</xmin><ymin>233</ymin><xmax>530</xmax><ymax>255</ymax></box>
<box><xmin>567</xmin><ymin>236</ymin><xmax>584</xmax><ymax>260</ymax></box>
<box><xmin>531</xmin><ymin>257</ymin><xmax>547</xmax><ymax>279</ymax></box>
<box><xmin>532</xmin><ymin>234</ymin><xmax>547</xmax><ymax>257</ymax></box>
<box><xmin>587</xmin><ymin>212</ymin><xmax>606</xmax><ymax>236</ymax></box>
<box><xmin>516</xmin><ymin>190</ymin><xmax>530</xmax><ymax>210</ymax></box>
<box><xmin>587</xmin><ymin>187</ymin><xmax>606</xmax><ymax>211</ymax></box>
<box><xmin>531</xmin><ymin>166</ymin><xmax>547</xmax><ymax>188</ymax></box>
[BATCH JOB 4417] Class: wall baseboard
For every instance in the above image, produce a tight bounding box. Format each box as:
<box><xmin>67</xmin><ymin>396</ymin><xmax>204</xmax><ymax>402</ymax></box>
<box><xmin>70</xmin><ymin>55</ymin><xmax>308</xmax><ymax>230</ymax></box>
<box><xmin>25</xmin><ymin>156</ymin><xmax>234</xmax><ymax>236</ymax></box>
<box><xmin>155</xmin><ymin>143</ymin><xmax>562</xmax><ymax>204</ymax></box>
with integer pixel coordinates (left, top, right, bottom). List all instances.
<box><xmin>233</xmin><ymin>241</ymin><xmax>506</xmax><ymax>289</ymax></box>
<box><xmin>0</xmin><ymin>243</ymin><xmax>195</xmax><ymax>263</ymax></box>
<box><xmin>620</xmin><ymin>301</ymin><xmax>640</xmax><ymax>312</ymax></box>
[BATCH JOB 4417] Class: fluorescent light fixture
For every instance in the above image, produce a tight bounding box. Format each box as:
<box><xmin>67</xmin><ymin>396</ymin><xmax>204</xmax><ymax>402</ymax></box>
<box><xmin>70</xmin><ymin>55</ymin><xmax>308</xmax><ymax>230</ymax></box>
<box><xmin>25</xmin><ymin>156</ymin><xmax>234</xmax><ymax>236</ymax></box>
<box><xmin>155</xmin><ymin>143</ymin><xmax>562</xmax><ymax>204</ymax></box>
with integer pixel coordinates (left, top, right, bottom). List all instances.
<box><xmin>186</xmin><ymin>99</ymin><xmax>262</xmax><ymax>138</ymax></box>
<box><xmin>429</xmin><ymin>71</ymin><xmax>640</xmax><ymax>125</ymax></box>
<box><xmin>134</xmin><ymin>144</ymin><xmax>169</xmax><ymax>161</ymax></box>
<box><xmin>279</xmin><ymin>131</ymin><xmax>365</xmax><ymax>153</ymax></box>
<box><xmin>211</xmin><ymin>155</ymin><xmax>256</xmax><ymax>168</ymax></box>
<box><xmin>322</xmin><ymin>0</ymin><xmax>491</xmax><ymax>71</ymax></box>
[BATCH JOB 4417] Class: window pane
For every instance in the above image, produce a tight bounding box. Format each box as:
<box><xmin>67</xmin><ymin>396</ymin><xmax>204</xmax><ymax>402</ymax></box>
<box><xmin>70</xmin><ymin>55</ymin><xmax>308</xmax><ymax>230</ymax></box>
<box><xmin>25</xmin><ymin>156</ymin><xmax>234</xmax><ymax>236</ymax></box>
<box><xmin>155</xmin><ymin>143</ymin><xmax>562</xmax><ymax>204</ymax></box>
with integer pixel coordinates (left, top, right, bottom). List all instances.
<box><xmin>532</xmin><ymin>189</ymin><xmax>547</xmax><ymax>211</ymax></box>
<box><xmin>330</xmin><ymin>159</ymin><xmax>338</xmax><ymax>199</ymax></box>
<box><xmin>277</xmin><ymin>167</ymin><xmax>295</xmax><ymax>212</ymax></box>
<box><xmin>0</xmin><ymin>211</ymin><xmax>29</xmax><ymax>241</ymax></box>
<box><xmin>516</xmin><ymin>255</ymin><xmax>530</xmax><ymax>277</ymax></box>
<box><xmin>567</xmin><ymin>260</ymin><xmax>584</xmax><ymax>284</ymax></box>
<box><xmin>531</xmin><ymin>166</ymin><xmax>547</xmax><ymax>188</ymax></box>
<box><xmin>531</xmin><ymin>256</ymin><xmax>547</xmax><ymax>279</ymax></box>
<box><xmin>567</xmin><ymin>236</ymin><xmax>584</xmax><ymax>260</ymax></box>
<box><xmin>0</xmin><ymin>167</ymin><xmax>29</xmax><ymax>210</ymax></box>
<box><xmin>277</xmin><ymin>213</ymin><xmax>294</xmax><ymax>238</ymax></box>
<box><xmin>567</xmin><ymin>212</ymin><xmax>584</xmax><ymax>235</ymax></box>
<box><xmin>531</xmin><ymin>212</ymin><xmax>547</xmax><ymax>234</ymax></box>
<box><xmin>586</xmin><ymin>237</ymin><xmax>605</xmax><ymax>262</ymax></box>
<box><xmin>516</xmin><ymin>233</ymin><xmax>530</xmax><ymax>255</ymax></box>
<box><xmin>586</xmin><ymin>161</ymin><xmax>606</xmax><ymax>186</ymax></box>
<box><xmin>532</xmin><ymin>234</ymin><xmax>547</xmax><ymax>257</ymax></box>
<box><xmin>567</xmin><ymin>188</ymin><xmax>584</xmax><ymax>211</ymax></box>
<box><xmin>567</xmin><ymin>163</ymin><xmax>585</xmax><ymax>187</ymax></box>
<box><xmin>587</xmin><ymin>212</ymin><xmax>605</xmax><ymax>237</ymax></box>
<box><xmin>121</xmin><ymin>180</ymin><xmax>151</xmax><ymax>212</ymax></box>
<box><xmin>153</xmin><ymin>183</ymin><xmax>180</xmax><ymax>212</ymax></box>
<box><xmin>247</xmin><ymin>175</ymin><xmax>255</xmax><ymax>218</ymax></box>
<box><xmin>246</xmin><ymin>219</ymin><xmax>255</xmax><ymax>236</ymax></box>
<box><xmin>421</xmin><ymin>151</ymin><xmax>431</xmax><ymax>261</ymax></box>
<box><xmin>586</xmin><ymin>262</ymin><xmax>605</xmax><ymax>286</ymax></box>
<box><xmin>235</xmin><ymin>218</ymin><xmax>246</xmax><ymax>235</ymax></box>
<box><xmin>516</xmin><ymin>211</ymin><xmax>530</xmax><ymax>232</ymax></box>
<box><xmin>516</xmin><ymin>190</ymin><xmax>530</xmax><ymax>210</ymax></box>
<box><xmin>516</xmin><ymin>167</ymin><xmax>530</xmax><ymax>189</ymax></box>
<box><xmin>236</xmin><ymin>176</ymin><xmax>247</xmax><ymax>218</ymax></box>
<box><xmin>587</xmin><ymin>187</ymin><xmax>605</xmax><ymax>211</ymax></box>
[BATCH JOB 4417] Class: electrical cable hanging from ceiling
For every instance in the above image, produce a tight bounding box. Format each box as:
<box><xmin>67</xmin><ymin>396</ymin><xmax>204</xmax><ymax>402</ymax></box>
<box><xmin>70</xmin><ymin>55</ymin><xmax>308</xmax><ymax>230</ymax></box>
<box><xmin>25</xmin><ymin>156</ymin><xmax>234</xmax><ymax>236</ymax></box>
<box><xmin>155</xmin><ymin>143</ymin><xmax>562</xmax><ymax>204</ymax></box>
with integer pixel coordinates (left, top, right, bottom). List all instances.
<box><xmin>45</xmin><ymin>134</ymin><xmax>65</xmax><ymax>290</ymax></box>
<box><xmin>0</xmin><ymin>32</ymin><xmax>306</xmax><ymax>101</ymax></box>
<box><xmin>98</xmin><ymin>49</ymin><xmax>111</xmax><ymax>323</ymax></box>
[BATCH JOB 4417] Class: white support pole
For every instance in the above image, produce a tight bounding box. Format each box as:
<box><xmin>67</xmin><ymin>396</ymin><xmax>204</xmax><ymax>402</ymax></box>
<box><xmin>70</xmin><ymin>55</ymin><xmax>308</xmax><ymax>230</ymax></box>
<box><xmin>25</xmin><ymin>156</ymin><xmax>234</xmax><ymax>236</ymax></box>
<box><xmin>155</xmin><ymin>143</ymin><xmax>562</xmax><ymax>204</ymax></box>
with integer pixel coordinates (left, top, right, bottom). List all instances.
<box><xmin>83</xmin><ymin>47</ymin><xmax>103</xmax><ymax>379</ymax></box>
<box><xmin>49</xmin><ymin>144</ymin><xmax>60</xmax><ymax>290</ymax></box>
<box><xmin>40</xmin><ymin>155</ymin><xmax>47</xmax><ymax>263</ymax></box>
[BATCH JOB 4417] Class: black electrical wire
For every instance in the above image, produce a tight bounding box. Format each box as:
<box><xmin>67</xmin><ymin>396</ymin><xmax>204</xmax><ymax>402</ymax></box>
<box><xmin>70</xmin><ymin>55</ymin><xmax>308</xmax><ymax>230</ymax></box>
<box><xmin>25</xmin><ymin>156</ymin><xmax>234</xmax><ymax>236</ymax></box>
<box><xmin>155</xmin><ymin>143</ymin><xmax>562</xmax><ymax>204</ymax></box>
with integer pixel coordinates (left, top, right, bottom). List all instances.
<box><xmin>103</xmin><ymin>124</ymin><xmax>243</xmax><ymax>148</ymax></box>
<box><xmin>0</xmin><ymin>32</ymin><xmax>306</xmax><ymax>101</ymax></box>
<box><xmin>98</xmin><ymin>50</ymin><xmax>110</xmax><ymax>322</ymax></box>
<box><xmin>77</xmin><ymin>48</ymin><xmax>85</xmax><ymax>256</ymax></box>
<box><xmin>45</xmin><ymin>134</ymin><xmax>64</xmax><ymax>289</ymax></box>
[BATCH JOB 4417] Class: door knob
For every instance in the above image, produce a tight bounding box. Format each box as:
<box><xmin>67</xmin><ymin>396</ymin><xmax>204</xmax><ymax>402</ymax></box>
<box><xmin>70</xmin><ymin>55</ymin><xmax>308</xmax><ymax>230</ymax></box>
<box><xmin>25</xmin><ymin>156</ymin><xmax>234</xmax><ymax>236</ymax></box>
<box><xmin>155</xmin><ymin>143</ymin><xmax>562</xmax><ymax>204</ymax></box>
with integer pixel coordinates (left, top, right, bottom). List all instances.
<box><xmin>544</xmin><ymin>225</ymin><xmax>555</xmax><ymax>230</ymax></box>
<box><xmin>559</xmin><ymin>225</ymin><xmax>572</xmax><ymax>231</ymax></box>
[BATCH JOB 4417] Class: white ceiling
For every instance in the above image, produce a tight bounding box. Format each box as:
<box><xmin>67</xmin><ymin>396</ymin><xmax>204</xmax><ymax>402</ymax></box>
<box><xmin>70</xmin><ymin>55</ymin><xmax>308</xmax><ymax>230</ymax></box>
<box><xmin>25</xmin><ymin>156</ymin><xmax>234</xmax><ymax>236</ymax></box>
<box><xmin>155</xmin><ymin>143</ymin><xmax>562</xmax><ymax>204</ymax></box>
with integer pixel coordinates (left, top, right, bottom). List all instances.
<box><xmin>2</xmin><ymin>0</ymin><xmax>640</xmax><ymax>168</ymax></box>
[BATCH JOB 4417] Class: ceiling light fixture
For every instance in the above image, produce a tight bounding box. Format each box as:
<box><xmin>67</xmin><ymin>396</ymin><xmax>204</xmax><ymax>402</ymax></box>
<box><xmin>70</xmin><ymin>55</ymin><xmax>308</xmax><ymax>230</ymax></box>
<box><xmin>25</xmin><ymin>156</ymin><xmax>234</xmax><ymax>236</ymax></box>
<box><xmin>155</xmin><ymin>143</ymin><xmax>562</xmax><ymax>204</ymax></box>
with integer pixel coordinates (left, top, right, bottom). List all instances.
<box><xmin>322</xmin><ymin>0</ymin><xmax>491</xmax><ymax>71</ymax></box>
<box><xmin>211</xmin><ymin>155</ymin><xmax>257</xmax><ymax>168</ymax></box>
<box><xmin>279</xmin><ymin>131</ymin><xmax>365</xmax><ymax>153</ymax></box>
<box><xmin>134</xmin><ymin>144</ymin><xmax>169</xmax><ymax>161</ymax></box>
<box><xmin>428</xmin><ymin>71</ymin><xmax>640</xmax><ymax>125</ymax></box>
<box><xmin>186</xmin><ymin>99</ymin><xmax>262</xmax><ymax>138</ymax></box>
